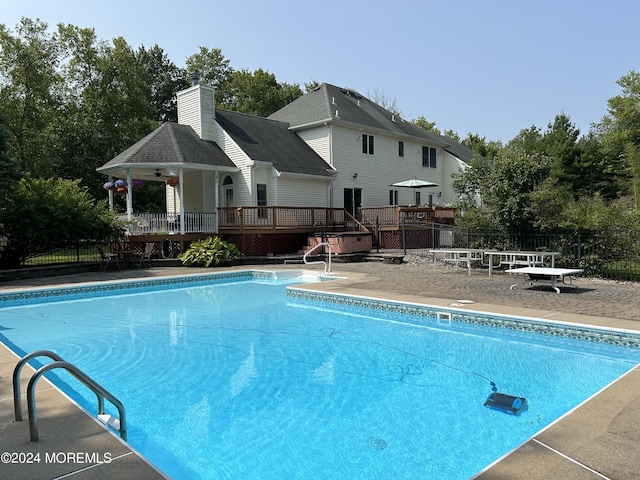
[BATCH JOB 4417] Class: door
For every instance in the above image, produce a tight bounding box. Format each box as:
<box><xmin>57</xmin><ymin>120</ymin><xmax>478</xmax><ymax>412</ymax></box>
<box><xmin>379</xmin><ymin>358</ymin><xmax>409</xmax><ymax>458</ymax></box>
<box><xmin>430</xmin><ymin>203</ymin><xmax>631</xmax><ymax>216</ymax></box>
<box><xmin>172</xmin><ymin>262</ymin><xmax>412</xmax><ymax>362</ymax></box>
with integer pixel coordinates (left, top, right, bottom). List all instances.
<box><xmin>343</xmin><ymin>188</ymin><xmax>362</xmax><ymax>217</ymax></box>
<box><xmin>222</xmin><ymin>176</ymin><xmax>235</xmax><ymax>224</ymax></box>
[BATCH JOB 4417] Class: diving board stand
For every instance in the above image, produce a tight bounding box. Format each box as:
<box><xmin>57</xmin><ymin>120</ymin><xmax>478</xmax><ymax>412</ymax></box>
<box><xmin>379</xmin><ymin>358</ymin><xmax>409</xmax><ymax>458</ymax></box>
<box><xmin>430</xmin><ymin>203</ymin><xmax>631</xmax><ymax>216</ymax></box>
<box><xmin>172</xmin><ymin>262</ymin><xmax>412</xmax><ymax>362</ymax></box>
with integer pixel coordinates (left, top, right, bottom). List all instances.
<box><xmin>505</xmin><ymin>267</ymin><xmax>583</xmax><ymax>294</ymax></box>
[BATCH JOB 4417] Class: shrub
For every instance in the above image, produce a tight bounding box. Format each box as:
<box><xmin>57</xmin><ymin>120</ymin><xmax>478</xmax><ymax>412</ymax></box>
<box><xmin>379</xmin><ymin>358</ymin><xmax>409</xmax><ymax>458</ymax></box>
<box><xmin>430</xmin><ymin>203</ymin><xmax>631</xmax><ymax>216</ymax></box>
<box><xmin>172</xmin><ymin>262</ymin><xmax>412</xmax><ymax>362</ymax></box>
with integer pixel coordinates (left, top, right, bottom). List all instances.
<box><xmin>178</xmin><ymin>236</ymin><xmax>241</xmax><ymax>267</ymax></box>
<box><xmin>0</xmin><ymin>177</ymin><xmax>122</xmax><ymax>269</ymax></box>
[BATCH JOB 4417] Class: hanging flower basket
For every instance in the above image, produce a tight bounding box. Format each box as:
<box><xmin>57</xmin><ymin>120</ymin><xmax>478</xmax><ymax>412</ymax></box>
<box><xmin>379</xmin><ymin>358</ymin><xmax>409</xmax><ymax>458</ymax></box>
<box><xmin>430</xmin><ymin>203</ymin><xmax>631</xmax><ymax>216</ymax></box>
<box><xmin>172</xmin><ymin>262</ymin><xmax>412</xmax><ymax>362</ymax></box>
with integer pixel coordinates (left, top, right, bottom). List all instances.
<box><xmin>115</xmin><ymin>179</ymin><xmax>127</xmax><ymax>188</ymax></box>
<box><xmin>166</xmin><ymin>177</ymin><xmax>179</xmax><ymax>187</ymax></box>
<box><xmin>103</xmin><ymin>181</ymin><xmax>115</xmax><ymax>191</ymax></box>
<box><xmin>116</xmin><ymin>187</ymin><xmax>128</xmax><ymax>194</ymax></box>
<box><xmin>131</xmin><ymin>179</ymin><xmax>145</xmax><ymax>189</ymax></box>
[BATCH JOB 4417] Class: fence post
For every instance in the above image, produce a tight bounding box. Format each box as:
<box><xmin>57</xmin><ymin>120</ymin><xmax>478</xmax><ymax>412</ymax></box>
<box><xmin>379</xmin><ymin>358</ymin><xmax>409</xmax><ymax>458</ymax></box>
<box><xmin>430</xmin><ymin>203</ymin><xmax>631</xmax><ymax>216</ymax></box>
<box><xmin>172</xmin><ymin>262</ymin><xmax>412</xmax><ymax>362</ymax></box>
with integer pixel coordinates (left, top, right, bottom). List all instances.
<box><xmin>577</xmin><ymin>230</ymin><xmax>581</xmax><ymax>264</ymax></box>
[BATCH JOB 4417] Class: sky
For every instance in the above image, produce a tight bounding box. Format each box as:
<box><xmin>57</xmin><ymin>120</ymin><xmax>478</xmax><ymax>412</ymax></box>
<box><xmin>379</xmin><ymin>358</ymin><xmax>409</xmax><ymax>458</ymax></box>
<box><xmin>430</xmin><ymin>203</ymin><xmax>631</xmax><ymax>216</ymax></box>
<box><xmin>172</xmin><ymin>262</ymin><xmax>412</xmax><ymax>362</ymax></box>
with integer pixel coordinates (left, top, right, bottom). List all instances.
<box><xmin>3</xmin><ymin>0</ymin><xmax>639</xmax><ymax>143</ymax></box>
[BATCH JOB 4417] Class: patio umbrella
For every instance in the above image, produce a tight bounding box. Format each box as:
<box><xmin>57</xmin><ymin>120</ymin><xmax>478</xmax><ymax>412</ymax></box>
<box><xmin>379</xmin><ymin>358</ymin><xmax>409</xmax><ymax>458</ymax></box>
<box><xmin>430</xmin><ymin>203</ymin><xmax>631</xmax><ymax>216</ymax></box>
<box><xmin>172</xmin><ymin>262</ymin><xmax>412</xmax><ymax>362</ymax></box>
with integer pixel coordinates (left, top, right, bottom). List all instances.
<box><xmin>390</xmin><ymin>177</ymin><xmax>439</xmax><ymax>204</ymax></box>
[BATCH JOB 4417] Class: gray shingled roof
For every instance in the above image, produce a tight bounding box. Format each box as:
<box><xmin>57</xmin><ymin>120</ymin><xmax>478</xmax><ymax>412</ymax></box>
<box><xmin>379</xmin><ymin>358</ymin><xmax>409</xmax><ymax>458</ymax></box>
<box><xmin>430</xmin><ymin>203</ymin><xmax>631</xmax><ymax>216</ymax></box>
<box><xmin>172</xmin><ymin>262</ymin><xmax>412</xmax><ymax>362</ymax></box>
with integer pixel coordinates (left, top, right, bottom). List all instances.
<box><xmin>215</xmin><ymin>109</ymin><xmax>334</xmax><ymax>177</ymax></box>
<box><xmin>98</xmin><ymin>122</ymin><xmax>236</xmax><ymax>174</ymax></box>
<box><xmin>268</xmin><ymin>83</ymin><xmax>478</xmax><ymax>163</ymax></box>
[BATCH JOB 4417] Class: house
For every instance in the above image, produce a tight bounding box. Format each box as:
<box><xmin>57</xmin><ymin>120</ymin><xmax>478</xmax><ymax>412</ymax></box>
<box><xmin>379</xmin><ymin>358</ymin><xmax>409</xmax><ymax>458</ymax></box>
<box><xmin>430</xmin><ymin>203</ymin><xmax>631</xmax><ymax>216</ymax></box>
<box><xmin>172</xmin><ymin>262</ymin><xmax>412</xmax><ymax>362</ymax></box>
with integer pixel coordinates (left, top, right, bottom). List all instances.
<box><xmin>268</xmin><ymin>83</ymin><xmax>474</xmax><ymax>213</ymax></box>
<box><xmin>97</xmin><ymin>80</ymin><xmax>474</xmax><ymax>255</ymax></box>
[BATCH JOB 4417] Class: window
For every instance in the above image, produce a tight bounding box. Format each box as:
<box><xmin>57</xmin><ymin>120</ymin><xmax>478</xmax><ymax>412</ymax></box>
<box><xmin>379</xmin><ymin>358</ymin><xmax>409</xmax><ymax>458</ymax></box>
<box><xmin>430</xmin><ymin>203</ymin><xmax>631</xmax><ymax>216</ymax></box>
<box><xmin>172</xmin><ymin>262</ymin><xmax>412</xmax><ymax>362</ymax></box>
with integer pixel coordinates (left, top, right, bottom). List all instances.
<box><xmin>389</xmin><ymin>189</ymin><xmax>399</xmax><ymax>205</ymax></box>
<box><xmin>257</xmin><ymin>183</ymin><xmax>267</xmax><ymax>219</ymax></box>
<box><xmin>422</xmin><ymin>146</ymin><xmax>437</xmax><ymax>168</ymax></box>
<box><xmin>398</xmin><ymin>141</ymin><xmax>404</xmax><ymax>157</ymax></box>
<box><xmin>362</xmin><ymin>134</ymin><xmax>374</xmax><ymax>155</ymax></box>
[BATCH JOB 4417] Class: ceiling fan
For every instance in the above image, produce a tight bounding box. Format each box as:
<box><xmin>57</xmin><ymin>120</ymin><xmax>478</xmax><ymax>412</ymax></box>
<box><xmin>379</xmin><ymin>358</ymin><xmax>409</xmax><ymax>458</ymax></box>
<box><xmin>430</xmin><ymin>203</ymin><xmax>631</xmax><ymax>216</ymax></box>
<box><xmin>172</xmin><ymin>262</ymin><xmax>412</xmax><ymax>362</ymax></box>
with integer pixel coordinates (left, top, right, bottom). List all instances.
<box><xmin>145</xmin><ymin>168</ymin><xmax>174</xmax><ymax>178</ymax></box>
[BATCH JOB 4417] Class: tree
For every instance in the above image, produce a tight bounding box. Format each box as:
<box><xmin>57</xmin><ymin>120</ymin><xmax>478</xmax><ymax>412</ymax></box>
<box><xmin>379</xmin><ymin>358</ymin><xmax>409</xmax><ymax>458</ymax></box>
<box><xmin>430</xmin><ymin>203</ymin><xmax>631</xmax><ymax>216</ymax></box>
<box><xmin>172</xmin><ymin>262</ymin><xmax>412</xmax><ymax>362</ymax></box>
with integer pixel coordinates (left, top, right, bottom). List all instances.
<box><xmin>596</xmin><ymin>70</ymin><xmax>640</xmax><ymax>198</ymax></box>
<box><xmin>0</xmin><ymin>177</ymin><xmax>122</xmax><ymax>268</ymax></box>
<box><xmin>624</xmin><ymin>141</ymin><xmax>640</xmax><ymax>211</ymax></box>
<box><xmin>461</xmin><ymin>132</ymin><xmax>502</xmax><ymax>160</ymax></box>
<box><xmin>57</xmin><ymin>30</ymin><xmax>156</xmax><ymax>198</ymax></box>
<box><xmin>0</xmin><ymin>18</ymin><xmax>64</xmax><ymax>177</ymax></box>
<box><xmin>453</xmin><ymin>147</ymin><xmax>551</xmax><ymax>233</ymax></box>
<box><xmin>542</xmin><ymin>113</ymin><xmax>583</xmax><ymax>194</ymax></box>
<box><xmin>367</xmin><ymin>87</ymin><xmax>402</xmax><ymax>116</ymax></box>
<box><xmin>0</xmin><ymin>110</ymin><xmax>21</xmax><ymax>195</ymax></box>
<box><xmin>222</xmin><ymin>68</ymin><xmax>303</xmax><ymax>117</ymax></box>
<box><xmin>137</xmin><ymin>44</ymin><xmax>189</xmax><ymax>123</ymax></box>
<box><xmin>412</xmin><ymin>116</ymin><xmax>440</xmax><ymax>134</ymax></box>
<box><xmin>185</xmin><ymin>46</ymin><xmax>234</xmax><ymax>104</ymax></box>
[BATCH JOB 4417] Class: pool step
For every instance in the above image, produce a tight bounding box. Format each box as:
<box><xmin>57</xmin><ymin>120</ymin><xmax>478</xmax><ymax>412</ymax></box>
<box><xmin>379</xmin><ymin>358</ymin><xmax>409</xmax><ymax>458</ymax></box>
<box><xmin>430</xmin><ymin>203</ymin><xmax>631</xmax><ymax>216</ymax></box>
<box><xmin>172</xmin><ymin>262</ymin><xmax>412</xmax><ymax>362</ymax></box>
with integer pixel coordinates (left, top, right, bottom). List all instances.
<box><xmin>98</xmin><ymin>413</ymin><xmax>121</xmax><ymax>431</ymax></box>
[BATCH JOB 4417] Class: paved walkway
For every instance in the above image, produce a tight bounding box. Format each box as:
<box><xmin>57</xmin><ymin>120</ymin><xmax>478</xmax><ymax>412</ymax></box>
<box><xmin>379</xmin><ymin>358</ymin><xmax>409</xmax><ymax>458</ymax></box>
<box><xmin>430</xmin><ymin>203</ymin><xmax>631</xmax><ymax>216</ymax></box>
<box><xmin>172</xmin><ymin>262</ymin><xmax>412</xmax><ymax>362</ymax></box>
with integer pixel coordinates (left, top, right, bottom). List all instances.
<box><xmin>1</xmin><ymin>261</ymin><xmax>640</xmax><ymax>479</ymax></box>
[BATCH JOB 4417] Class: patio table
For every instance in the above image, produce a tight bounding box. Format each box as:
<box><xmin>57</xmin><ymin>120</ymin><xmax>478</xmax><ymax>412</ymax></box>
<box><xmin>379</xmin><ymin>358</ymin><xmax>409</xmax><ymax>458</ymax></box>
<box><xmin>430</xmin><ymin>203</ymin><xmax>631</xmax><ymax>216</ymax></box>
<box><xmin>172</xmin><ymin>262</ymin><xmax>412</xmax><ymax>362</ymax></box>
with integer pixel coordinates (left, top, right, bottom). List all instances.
<box><xmin>505</xmin><ymin>267</ymin><xmax>583</xmax><ymax>294</ymax></box>
<box><xmin>429</xmin><ymin>249</ymin><xmax>485</xmax><ymax>276</ymax></box>
<box><xmin>485</xmin><ymin>251</ymin><xmax>560</xmax><ymax>277</ymax></box>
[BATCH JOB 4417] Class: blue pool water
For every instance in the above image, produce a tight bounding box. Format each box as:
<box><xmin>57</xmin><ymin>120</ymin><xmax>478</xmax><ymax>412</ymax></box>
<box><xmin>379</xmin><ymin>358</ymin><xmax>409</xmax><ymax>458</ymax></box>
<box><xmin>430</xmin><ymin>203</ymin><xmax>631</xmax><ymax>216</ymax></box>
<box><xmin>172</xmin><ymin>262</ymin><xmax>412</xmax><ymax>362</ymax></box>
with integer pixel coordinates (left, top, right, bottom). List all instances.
<box><xmin>2</xmin><ymin>272</ymin><xmax>640</xmax><ymax>479</ymax></box>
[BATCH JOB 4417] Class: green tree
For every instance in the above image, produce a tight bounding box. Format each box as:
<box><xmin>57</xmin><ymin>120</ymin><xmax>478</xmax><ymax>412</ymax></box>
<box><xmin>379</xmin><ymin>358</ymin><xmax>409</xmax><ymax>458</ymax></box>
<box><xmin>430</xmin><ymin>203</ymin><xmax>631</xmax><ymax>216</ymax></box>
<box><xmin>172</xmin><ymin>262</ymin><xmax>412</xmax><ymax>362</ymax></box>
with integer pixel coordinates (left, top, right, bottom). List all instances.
<box><xmin>223</xmin><ymin>68</ymin><xmax>303</xmax><ymax>117</ymax></box>
<box><xmin>460</xmin><ymin>132</ymin><xmax>502</xmax><ymax>160</ymax></box>
<box><xmin>596</xmin><ymin>70</ymin><xmax>640</xmax><ymax>198</ymax></box>
<box><xmin>137</xmin><ymin>44</ymin><xmax>189</xmax><ymax>123</ymax></box>
<box><xmin>0</xmin><ymin>110</ymin><xmax>21</xmax><ymax>195</ymax></box>
<box><xmin>0</xmin><ymin>18</ymin><xmax>64</xmax><ymax>177</ymax></box>
<box><xmin>57</xmin><ymin>30</ymin><xmax>155</xmax><ymax>198</ymax></box>
<box><xmin>453</xmin><ymin>147</ymin><xmax>551</xmax><ymax>233</ymax></box>
<box><xmin>0</xmin><ymin>177</ymin><xmax>122</xmax><ymax>268</ymax></box>
<box><xmin>542</xmin><ymin>113</ymin><xmax>583</xmax><ymax>195</ymax></box>
<box><xmin>185</xmin><ymin>46</ymin><xmax>234</xmax><ymax>104</ymax></box>
<box><xmin>507</xmin><ymin>125</ymin><xmax>544</xmax><ymax>154</ymax></box>
<box><xmin>412</xmin><ymin>115</ymin><xmax>440</xmax><ymax>134</ymax></box>
<box><xmin>624</xmin><ymin>142</ymin><xmax>640</xmax><ymax>210</ymax></box>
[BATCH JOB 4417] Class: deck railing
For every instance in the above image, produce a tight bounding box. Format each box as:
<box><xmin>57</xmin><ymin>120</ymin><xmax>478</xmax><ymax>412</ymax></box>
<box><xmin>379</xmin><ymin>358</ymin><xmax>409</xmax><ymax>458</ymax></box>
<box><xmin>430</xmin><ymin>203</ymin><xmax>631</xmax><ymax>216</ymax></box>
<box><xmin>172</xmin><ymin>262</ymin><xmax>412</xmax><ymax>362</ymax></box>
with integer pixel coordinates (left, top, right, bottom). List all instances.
<box><xmin>358</xmin><ymin>206</ymin><xmax>456</xmax><ymax>228</ymax></box>
<box><xmin>123</xmin><ymin>213</ymin><xmax>217</xmax><ymax>235</ymax></box>
<box><xmin>121</xmin><ymin>207</ymin><xmax>355</xmax><ymax>235</ymax></box>
<box><xmin>217</xmin><ymin>207</ymin><xmax>350</xmax><ymax>231</ymax></box>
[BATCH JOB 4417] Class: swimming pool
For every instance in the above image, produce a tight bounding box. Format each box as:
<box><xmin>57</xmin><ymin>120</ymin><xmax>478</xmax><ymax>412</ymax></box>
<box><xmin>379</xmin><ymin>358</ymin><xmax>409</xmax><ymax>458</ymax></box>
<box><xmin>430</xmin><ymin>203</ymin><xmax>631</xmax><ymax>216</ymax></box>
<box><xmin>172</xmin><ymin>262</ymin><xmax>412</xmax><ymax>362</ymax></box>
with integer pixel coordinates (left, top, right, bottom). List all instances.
<box><xmin>2</xmin><ymin>270</ymin><xmax>640</xmax><ymax>479</ymax></box>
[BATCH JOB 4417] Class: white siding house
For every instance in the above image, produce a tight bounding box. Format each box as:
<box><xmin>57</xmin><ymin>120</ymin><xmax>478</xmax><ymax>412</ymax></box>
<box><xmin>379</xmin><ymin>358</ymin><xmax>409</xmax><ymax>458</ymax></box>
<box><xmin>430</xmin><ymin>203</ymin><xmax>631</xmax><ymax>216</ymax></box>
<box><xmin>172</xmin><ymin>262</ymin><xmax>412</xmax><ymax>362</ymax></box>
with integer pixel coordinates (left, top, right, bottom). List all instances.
<box><xmin>98</xmin><ymin>81</ymin><xmax>474</xmax><ymax>240</ymax></box>
<box><xmin>269</xmin><ymin>83</ymin><xmax>476</xmax><ymax>212</ymax></box>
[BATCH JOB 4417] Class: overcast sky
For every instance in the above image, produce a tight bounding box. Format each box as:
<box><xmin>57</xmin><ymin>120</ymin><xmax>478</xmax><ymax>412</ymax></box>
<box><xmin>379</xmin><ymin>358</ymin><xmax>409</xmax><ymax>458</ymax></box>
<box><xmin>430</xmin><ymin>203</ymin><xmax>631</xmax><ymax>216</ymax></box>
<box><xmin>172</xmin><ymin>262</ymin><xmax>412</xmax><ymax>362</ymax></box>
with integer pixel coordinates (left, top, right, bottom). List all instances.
<box><xmin>4</xmin><ymin>0</ymin><xmax>639</xmax><ymax>143</ymax></box>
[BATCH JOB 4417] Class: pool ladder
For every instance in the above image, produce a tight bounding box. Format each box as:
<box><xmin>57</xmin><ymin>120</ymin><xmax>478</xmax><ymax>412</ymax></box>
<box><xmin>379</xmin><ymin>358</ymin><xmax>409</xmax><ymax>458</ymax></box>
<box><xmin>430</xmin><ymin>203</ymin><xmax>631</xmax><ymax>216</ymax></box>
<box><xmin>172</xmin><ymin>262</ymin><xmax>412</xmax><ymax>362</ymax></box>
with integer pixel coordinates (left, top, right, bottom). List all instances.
<box><xmin>12</xmin><ymin>350</ymin><xmax>127</xmax><ymax>441</ymax></box>
<box><xmin>303</xmin><ymin>242</ymin><xmax>332</xmax><ymax>274</ymax></box>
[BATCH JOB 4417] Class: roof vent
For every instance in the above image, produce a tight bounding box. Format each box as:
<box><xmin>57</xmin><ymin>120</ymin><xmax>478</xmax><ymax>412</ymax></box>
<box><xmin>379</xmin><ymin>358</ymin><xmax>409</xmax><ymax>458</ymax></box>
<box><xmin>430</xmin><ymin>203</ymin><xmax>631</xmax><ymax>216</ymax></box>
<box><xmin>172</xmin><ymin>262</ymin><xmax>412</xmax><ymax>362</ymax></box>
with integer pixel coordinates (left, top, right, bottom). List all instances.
<box><xmin>335</xmin><ymin>110</ymin><xmax>339</xmax><ymax>118</ymax></box>
<box><xmin>332</xmin><ymin>96</ymin><xmax>336</xmax><ymax>105</ymax></box>
<box><xmin>357</xmin><ymin>100</ymin><xmax>361</xmax><ymax>107</ymax></box>
<box><xmin>392</xmin><ymin>114</ymin><xmax>396</xmax><ymax>122</ymax></box>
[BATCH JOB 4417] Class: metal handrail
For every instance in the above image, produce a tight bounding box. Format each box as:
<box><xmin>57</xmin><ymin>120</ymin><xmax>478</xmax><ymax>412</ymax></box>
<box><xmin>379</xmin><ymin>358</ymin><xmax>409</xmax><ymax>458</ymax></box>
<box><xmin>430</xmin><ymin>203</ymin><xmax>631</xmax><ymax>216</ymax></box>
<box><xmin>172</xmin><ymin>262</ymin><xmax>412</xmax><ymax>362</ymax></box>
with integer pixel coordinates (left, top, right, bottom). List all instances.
<box><xmin>13</xmin><ymin>350</ymin><xmax>127</xmax><ymax>442</ymax></box>
<box><xmin>303</xmin><ymin>242</ymin><xmax>332</xmax><ymax>274</ymax></box>
<box><xmin>13</xmin><ymin>350</ymin><xmax>64</xmax><ymax>422</ymax></box>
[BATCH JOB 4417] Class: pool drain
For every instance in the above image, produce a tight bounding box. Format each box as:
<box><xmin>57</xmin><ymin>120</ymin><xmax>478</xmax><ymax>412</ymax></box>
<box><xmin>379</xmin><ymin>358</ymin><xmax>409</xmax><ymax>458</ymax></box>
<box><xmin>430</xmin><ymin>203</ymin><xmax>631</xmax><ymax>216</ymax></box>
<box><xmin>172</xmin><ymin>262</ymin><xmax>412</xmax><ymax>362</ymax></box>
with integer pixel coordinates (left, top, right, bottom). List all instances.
<box><xmin>369</xmin><ymin>438</ymin><xmax>387</xmax><ymax>450</ymax></box>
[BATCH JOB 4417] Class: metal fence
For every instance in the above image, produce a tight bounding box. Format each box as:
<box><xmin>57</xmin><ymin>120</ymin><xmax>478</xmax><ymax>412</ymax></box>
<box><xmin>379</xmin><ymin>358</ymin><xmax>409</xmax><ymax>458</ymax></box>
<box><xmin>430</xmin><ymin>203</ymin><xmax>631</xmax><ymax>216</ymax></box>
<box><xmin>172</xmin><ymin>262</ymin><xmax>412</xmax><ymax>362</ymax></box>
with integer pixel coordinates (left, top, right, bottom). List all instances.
<box><xmin>386</xmin><ymin>222</ymin><xmax>640</xmax><ymax>281</ymax></box>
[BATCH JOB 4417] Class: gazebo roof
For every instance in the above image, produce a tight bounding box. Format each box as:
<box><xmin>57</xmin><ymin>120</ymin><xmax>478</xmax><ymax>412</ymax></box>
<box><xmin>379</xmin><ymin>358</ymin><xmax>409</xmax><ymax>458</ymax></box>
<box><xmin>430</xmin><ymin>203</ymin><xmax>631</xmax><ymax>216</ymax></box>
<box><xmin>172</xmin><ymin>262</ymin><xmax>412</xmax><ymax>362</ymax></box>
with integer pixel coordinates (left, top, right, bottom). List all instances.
<box><xmin>97</xmin><ymin>122</ymin><xmax>238</xmax><ymax>178</ymax></box>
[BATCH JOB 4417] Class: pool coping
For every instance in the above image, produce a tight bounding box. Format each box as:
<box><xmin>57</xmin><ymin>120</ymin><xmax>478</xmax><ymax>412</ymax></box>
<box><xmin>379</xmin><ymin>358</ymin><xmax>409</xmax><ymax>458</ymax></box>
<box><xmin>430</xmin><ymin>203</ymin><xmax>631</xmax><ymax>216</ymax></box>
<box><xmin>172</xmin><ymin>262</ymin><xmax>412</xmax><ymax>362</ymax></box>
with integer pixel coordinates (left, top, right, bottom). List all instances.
<box><xmin>2</xmin><ymin>267</ymin><xmax>640</xmax><ymax>479</ymax></box>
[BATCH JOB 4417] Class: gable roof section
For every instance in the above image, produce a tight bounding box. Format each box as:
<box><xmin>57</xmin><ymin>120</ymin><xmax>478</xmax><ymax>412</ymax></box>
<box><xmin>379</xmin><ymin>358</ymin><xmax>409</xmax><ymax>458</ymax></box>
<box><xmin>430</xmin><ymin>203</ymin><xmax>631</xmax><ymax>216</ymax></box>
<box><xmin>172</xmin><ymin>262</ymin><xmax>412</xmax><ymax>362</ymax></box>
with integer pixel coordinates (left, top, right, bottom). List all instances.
<box><xmin>215</xmin><ymin>109</ymin><xmax>334</xmax><ymax>177</ymax></box>
<box><xmin>268</xmin><ymin>82</ymin><xmax>478</xmax><ymax>164</ymax></box>
<box><xmin>98</xmin><ymin>122</ymin><xmax>236</xmax><ymax>172</ymax></box>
